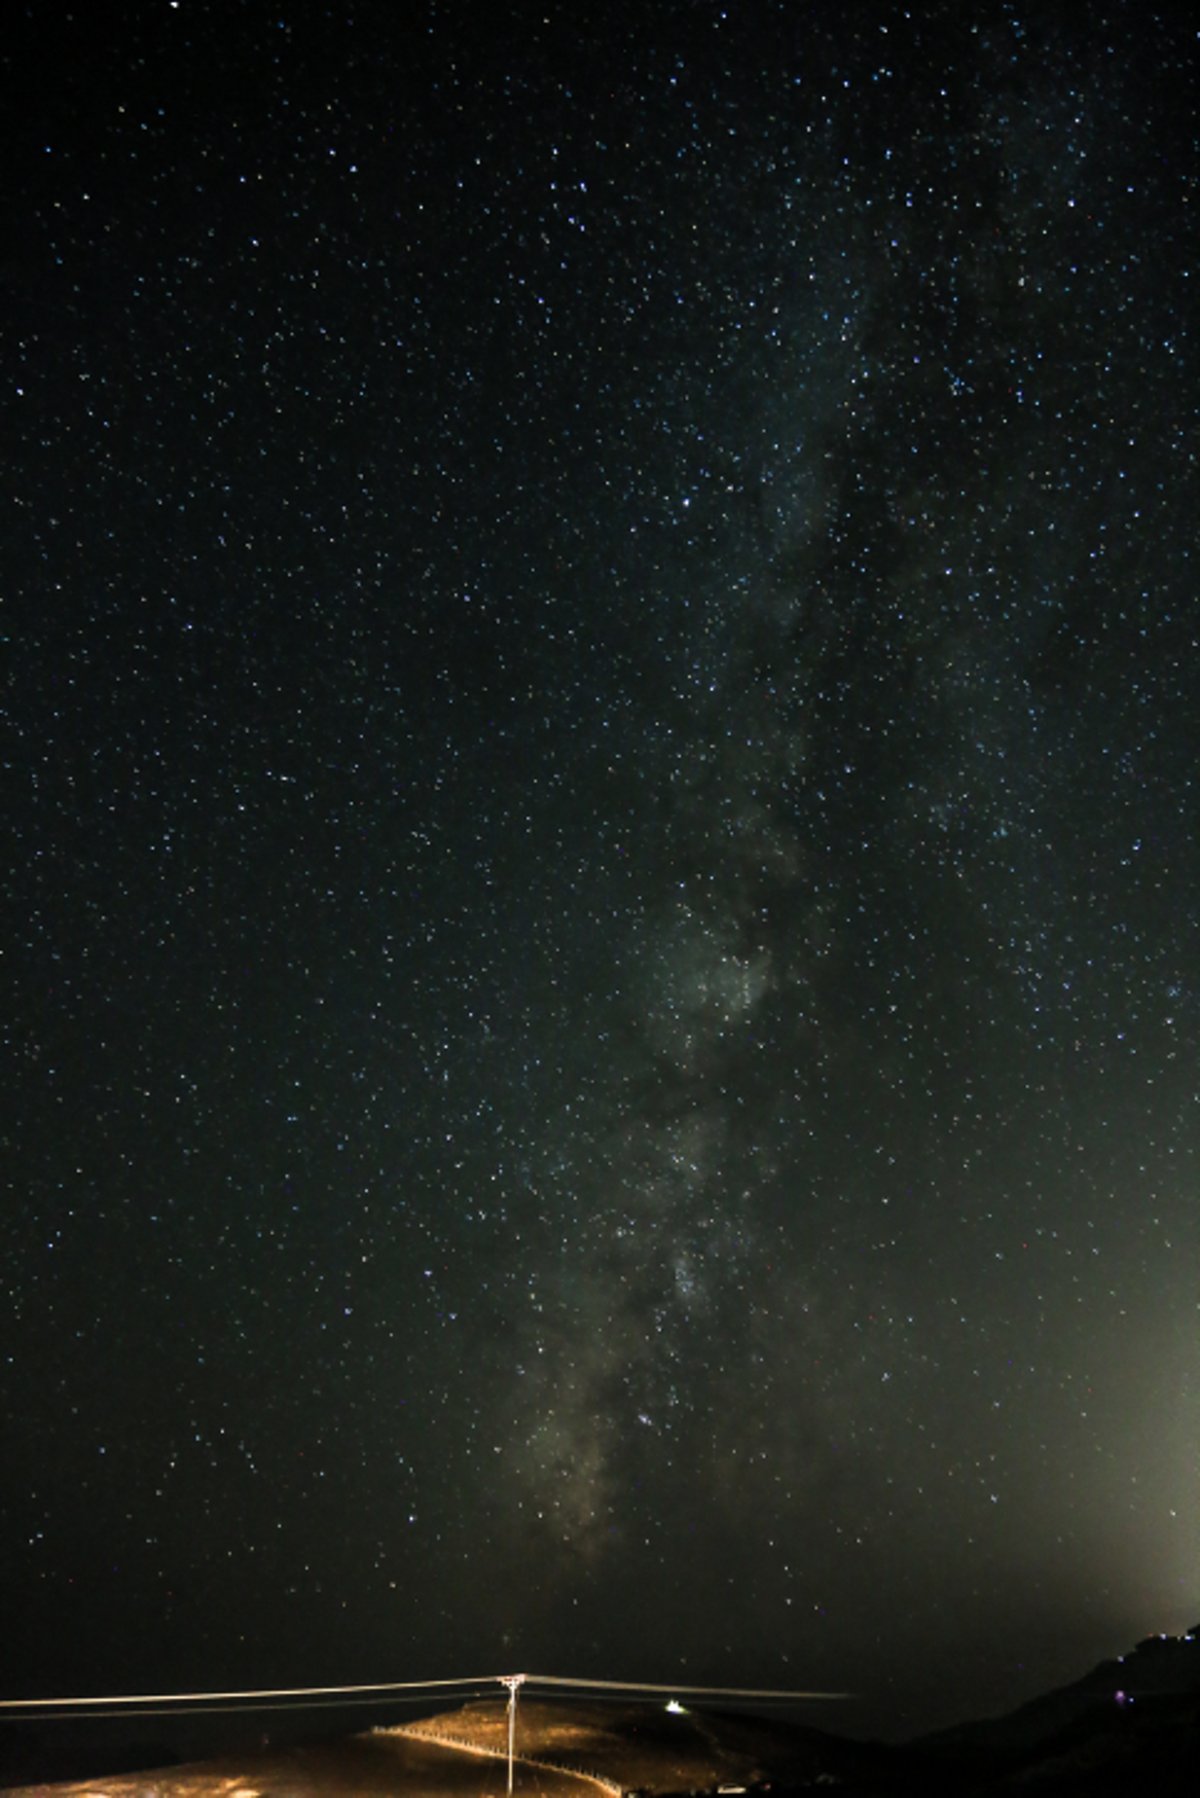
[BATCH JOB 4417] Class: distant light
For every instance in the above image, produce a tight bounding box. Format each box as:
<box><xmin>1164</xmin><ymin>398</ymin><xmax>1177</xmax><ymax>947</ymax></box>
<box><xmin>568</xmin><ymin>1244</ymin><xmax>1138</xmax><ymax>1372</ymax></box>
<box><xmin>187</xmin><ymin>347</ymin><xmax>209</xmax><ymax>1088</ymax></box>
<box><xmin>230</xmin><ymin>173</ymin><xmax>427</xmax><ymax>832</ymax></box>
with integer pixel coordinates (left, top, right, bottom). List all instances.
<box><xmin>666</xmin><ymin>1700</ymin><xmax>687</xmax><ymax>1714</ymax></box>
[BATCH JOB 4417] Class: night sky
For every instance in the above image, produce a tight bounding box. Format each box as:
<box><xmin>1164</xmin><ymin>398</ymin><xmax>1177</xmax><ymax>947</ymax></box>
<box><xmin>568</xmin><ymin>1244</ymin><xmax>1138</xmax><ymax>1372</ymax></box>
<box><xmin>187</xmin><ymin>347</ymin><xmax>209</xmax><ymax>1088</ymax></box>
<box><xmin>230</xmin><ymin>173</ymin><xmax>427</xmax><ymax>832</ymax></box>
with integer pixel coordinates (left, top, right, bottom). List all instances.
<box><xmin>3</xmin><ymin>0</ymin><xmax>1197</xmax><ymax>1742</ymax></box>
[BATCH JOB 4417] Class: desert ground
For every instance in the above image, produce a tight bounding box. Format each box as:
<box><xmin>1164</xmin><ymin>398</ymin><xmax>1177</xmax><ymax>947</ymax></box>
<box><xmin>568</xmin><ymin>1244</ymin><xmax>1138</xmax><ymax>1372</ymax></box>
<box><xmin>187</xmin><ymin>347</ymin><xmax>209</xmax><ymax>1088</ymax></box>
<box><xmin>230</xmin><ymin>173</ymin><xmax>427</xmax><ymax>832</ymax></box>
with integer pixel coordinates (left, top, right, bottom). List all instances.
<box><xmin>2</xmin><ymin>1718</ymin><xmax>605</xmax><ymax>1798</ymax></box>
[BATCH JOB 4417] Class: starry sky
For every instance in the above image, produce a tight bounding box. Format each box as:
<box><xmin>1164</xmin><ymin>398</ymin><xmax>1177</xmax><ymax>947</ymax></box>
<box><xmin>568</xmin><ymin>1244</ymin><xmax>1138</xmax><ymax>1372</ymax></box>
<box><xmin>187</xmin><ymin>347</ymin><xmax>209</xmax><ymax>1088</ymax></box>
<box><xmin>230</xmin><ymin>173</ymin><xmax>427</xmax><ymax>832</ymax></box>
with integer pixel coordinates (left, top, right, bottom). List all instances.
<box><xmin>3</xmin><ymin>0</ymin><xmax>1197</xmax><ymax>1742</ymax></box>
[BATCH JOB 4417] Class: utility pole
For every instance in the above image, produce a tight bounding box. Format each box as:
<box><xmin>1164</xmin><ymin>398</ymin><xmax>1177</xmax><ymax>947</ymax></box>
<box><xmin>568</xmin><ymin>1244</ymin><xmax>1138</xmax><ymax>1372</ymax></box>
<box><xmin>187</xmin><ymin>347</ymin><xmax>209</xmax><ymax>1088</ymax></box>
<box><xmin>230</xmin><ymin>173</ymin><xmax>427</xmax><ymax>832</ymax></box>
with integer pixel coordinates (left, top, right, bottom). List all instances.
<box><xmin>500</xmin><ymin>1674</ymin><xmax>526</xmax><ymax>1798</ymax></box>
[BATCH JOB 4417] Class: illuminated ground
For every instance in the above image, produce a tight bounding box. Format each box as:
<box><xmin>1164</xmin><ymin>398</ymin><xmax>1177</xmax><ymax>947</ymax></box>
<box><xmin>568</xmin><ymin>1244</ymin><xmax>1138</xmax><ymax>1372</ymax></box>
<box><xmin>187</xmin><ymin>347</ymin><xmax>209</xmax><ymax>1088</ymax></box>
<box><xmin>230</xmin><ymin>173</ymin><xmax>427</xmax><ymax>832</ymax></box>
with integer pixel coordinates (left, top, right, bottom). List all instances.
<box><xmin>386</xmin><ymin>1696</ymin><xmax>833</xmax><ymax>1790</ymax></box>
<box><xmin>1</xmin><ymin>1721</ymin><xmax>602</xmax><ymax>1798</ymax></box>
<box><xmin>1</xmin><ymin>1697</ymin><xmax>868</xmax><ymax>1797</ymax></box>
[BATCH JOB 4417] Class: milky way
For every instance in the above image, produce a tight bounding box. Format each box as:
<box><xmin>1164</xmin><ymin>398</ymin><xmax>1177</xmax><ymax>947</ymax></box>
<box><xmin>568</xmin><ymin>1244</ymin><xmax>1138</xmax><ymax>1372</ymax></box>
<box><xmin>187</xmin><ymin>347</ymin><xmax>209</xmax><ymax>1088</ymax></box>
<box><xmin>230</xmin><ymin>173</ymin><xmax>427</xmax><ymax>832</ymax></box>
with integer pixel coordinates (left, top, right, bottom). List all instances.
<box><xmin>3</xmin><ymin>0</ymin><xmax>1196</xmax><ymax>1738</ymax></box>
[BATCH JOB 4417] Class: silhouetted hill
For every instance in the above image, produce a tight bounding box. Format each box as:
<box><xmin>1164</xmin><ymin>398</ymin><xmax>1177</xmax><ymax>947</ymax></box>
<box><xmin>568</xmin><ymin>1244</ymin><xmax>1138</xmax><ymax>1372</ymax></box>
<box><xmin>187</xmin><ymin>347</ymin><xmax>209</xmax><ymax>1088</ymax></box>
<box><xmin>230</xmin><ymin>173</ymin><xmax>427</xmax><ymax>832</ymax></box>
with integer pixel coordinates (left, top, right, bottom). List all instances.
<box><xmin>919</xmin><ymin>1624</ymin><xmax>1200</xmax><ymax>1754</ymax></box>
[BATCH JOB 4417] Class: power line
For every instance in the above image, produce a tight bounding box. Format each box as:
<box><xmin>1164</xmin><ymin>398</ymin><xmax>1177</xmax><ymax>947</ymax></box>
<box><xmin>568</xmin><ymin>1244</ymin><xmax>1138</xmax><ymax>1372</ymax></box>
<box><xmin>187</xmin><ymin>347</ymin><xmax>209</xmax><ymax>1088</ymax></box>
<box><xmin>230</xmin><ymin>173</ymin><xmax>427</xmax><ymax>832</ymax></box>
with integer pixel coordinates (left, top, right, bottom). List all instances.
<box><xmin>0</xmin><ymin>1670</ymin><xmax>850</xmax><ymax>1721</ymax></box>
<box><xmin>525</xmin><ymin>1674</ymin><xmax>851</xmax><ymax>1700</ymax></box>
<box><xmin>0</xmin><ymin>1692</ymin><xmax>475</xmax><ymax>1724</ymax></box>
<box><xmin>0</xmin><ymin>1674</ymin><xmax>498</xmax><ymax>1714</ymax></box>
